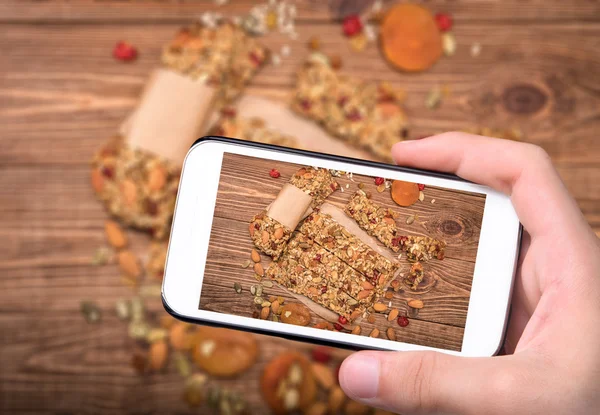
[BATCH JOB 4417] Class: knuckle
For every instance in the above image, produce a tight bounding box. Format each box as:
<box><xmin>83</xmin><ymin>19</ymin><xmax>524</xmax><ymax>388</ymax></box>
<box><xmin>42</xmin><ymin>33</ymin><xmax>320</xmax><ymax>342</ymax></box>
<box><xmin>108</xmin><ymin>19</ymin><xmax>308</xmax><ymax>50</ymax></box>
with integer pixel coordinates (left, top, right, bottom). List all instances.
<box><xmin>403</xmin><ymin>352</ymin><xmax>438</xmax><ymax>413</ymax></box>
<box><xmin>524</xmin><ymin>144</ymin><xmax>553</xmax><ymax>168</ymax></box>
<box><xmin>486</xmin><ymin>368</ymin><xmax>522</xmax><ymax>398</ymax></box>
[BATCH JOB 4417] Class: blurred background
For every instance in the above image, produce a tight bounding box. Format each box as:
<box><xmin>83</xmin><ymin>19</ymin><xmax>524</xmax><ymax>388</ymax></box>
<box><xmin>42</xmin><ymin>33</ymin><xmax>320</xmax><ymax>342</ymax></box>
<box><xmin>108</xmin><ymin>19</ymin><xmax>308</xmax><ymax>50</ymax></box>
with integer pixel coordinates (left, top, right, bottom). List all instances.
<box><xmin>1</xmin><ymin>0</ymin><xmax>599</xmax><ymax>414</ymax></box>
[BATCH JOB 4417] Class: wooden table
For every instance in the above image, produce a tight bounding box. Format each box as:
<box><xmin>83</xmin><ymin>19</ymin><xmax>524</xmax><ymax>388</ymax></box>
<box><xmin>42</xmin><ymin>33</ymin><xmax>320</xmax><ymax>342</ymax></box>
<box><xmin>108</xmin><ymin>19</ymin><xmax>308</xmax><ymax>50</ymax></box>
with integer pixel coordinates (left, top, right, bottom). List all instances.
<box><xmin>1</xmin><ymin>1</ymin><xmax>599</xmax><ymax>414</ymax></box>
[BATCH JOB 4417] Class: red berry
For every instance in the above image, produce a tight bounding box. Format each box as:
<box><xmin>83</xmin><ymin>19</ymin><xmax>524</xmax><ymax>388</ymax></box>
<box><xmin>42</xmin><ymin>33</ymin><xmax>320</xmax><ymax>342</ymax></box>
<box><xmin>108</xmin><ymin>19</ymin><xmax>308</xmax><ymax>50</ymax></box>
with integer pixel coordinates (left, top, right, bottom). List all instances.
<box><xmin>418</xmin><ymin>183</ymin><xmax>425</xmax><ymax>191</ymax></box>
<box><xmin>435</xmin><ymin>13</ymin><xmax>453</xmax><ymax>32</ymax></box>
<box><xmin>374</xmin><ymin>177</ymin><xmax>385</xmax><ymax>185</ymax></box>
<box><xmin>113</xmin><ymin>41</ymin><xmax>137</xmax><ymax>62</ymax></box>
<box><xmin>311</xmin><ymin>346</ymin><xmax>332</xmax><ymax>363</ymax></box>
<box><xmin>338</xmin><ymin>315</ymin><xmax>348</xmax><ymax>325</ymax></box>
<box><xmin>397</xmin><ymin>316</ymin><xmax>409</xmax><ymax>327</ymax></box>
<box><xmin>342</xmin><ymin>15</ymin><xmax>363</xmax><ymax>37</ymax></box>
<box><xmin>269</xmin><ymin>169</ymin><xmax>281</xmax><ymax>178</ymax></box>
<box><xmin>334</xmin><ymin>323</ymin><xmax>344</xmax><ymax>331</ymax></box>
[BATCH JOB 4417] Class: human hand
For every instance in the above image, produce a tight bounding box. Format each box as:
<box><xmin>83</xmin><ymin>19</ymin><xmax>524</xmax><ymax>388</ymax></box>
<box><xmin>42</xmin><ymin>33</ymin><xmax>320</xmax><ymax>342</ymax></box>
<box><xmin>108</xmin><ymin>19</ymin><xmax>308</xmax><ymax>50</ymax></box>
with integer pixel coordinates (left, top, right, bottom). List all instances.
<box><xmin>339</xmin><ymin>133</ymin><xmax>600</xmax><ymax>415</ymax></box>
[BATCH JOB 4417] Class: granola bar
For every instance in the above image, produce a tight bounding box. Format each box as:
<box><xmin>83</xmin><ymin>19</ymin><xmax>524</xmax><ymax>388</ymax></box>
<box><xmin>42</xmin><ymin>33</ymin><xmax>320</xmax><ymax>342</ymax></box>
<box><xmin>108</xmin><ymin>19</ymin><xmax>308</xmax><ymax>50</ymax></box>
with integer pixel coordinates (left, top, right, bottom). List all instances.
<box><xmin>162</xmin><ymin>22</ymin><xmax>268</xmax><ymax>106</ymax></box>
<box><xmin>147</xmin><ymin>241</ymin><xmax>168</xmax><ymax>280</ymax></box>
<box><xmin>398</xmin><ymin>235</ymin><xmax>446</xmax><ymax>262</ymax></box>
<box><xmin>210</xmin><ymin>113</ymin><xmax>300</xmax><ymax>148</ymax></box>
<box><xmin>289</xmin><ymin>167</ymin><xmax>339</xmax><ymax>208</ymax></box>
<box><xmin>248</xmin><ymin>211</ymin><xmax>292</xmax><ymax>260</ymax></box>
<box><xmin>344</xmin><ymin>191</ymin><xmax>402</xmax><ymax>252</ymax></box>
<box><xmin>406</xmin><ymin>262</ymin><xmax>424</xmax><ymax>291</ymax></box>
<box><xmin>299</xmin><ymin>212</ymin><xmax>399</xmax><ymax>288</ymax></box>
<box><xmin>292</xmin><ymin>60</ymin><xmax>407</xmax><ymax>162</ymax></box>
<box><xmin>91</xmin><ymin>136</ymin><xmax>180</xmax><ymax>239</ymax></box>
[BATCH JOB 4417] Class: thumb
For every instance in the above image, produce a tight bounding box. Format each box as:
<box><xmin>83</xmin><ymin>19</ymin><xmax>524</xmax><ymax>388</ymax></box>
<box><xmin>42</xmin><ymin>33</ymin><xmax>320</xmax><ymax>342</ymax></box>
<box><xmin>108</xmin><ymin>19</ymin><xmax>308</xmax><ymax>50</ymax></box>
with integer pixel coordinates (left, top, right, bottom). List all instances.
<box><xmin>339</xmin><ymin>350</ymin><xmax>512</xmax><ymax>415</ymax></box>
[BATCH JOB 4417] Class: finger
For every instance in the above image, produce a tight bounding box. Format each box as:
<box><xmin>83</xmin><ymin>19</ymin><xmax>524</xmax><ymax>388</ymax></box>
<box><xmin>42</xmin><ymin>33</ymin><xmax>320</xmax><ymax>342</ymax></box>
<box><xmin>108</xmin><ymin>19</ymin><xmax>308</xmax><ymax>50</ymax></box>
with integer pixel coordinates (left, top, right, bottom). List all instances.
<box><xmin>391</xmin><ymin>133</ymin><xmax>590</xmax><ymax>239</ymax></box>
<box><xmin>340</xmin><ymin>350</ymin><xmax>517</xmax><ymax>415</ymax></box>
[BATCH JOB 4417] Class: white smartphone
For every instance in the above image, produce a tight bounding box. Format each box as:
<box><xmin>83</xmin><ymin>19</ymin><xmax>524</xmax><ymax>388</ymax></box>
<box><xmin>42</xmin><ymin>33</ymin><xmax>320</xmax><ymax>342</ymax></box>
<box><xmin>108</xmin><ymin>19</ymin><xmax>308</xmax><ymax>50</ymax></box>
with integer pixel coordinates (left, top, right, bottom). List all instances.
<box><xmin>162</xmin><ymin>137</ymin><xmax>522</xmax><ymax>357</ymax></box>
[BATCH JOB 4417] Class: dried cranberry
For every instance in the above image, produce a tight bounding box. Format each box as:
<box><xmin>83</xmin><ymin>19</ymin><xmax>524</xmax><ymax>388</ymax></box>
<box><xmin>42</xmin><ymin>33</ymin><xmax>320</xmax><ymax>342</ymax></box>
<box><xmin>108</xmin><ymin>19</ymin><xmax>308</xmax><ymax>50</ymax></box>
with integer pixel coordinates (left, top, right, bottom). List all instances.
<box><xmin>418</xmin><ymin>183</ymin><xmax>425</xmax><ymax>191</ymax></box>
<box><xmin>337</xmin><ymin>96</ymin><xmax>348</xmax><ymax>106</ymax></box>
<box><xmin>314</xmin><ymin>254</ymin><xmax>322</xmax><ymax>262</ymax></box>
<box><xmin>391</xmin><ymin>238</ymin><xmax>400</xmax><ymax>247</ymax></box>
<box><xmin>101</xmin><ymin>166</ymin><xmax>114</xmax><ymax>179</ymax></box>
<box><xmin>397</xmin><ymin>316</ymin><xmax>409</xmax><ymax>327</ymax></box>
<box><xmin>345</xmin><ymin>108</ymin><xmax>362</xmax><ymax>121</ymax></box>
<box><xmin>348</xmin><ymin>208</ymin><xmax>355</xmax><ymax>215</ymax></box>
<box><xmin>311</xmin><ymin>346</ymin><xmax>332</xmax><ymax>363</ymax></box>
<box><xmin>249</xmin><ymin>51</ymin><xmax>263</xmax><ymax>66</ymax></box>
<box><xmin>300</xmin><ymin>99</ymin><xmax>312</xmax><ymax>111</ymax></box>
<box><xmin>145</xmin><ymin>200</ymin><xmax>159</xmax><ymax>216</ymax></box>
<box><xmin>369</xmin><ymin>219</ymin><xmax>377</xmax><ymax>224</ymax></box>
<box><xmin>220</xmin><ymin>107</ymin><xmax>236</xmax><ymax>118</ymax></box>
<box><xmin>342</xmin><ymin>15</ymin><xmax>363</xmax><ymax>37</ymax></box>
<box><xmin>290</xmin><ymin>278</ymin><xmax>297</xmax><ymax>285</ymax></box>
<box><xmin>435</xmin><ymin>13</ymin><xmax>453</xmax><ymax>32</ymax></box>
<box><xmin>334</xmin><ymin>323</ymin><xmax>344</xmax><ymax>331</ymax></box>
<box><xmin>113</xmin><ymin>41</ymin><xmax>138</xmax><ymax>62</ymax></box>
<box><xmin>269</xmin><ymin>169</ymin><xmax>281</xmax><ymax>178</ymax></box>
<box><xmin>254</xmin><ymin>223</ymin><xmax>260</xmax><ymax>230</ymax></box>
<box><xmin>400</xmin><ymin>128</ymin><xmax>409</xmax><ymax>139</ymax></box>
<box><xmin>321</xmin><ymin>285</ymin><xmax>328</xmax><ymax>294</ymax></box>
<box><xmin>374</xmin><ymin>177</ymin><xmax>384</xmax><ymax>185</ymax></box>
<box><xmin>338</xmin><ymin>315</ymin><xmax>348</xmax><ymax>325</ymax></box>
<box><xmin>330</xmin><ymin>183</ymin><xmax>338</xmax><ymax>191</ymax></box>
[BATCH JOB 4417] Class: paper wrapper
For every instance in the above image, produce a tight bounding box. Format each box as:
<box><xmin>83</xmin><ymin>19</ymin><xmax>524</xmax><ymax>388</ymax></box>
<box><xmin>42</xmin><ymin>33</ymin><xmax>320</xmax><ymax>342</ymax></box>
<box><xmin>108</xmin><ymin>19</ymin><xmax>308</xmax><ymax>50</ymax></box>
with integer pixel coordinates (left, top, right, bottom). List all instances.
<box><xmin>266</xmin><ymin>184</ymin><xmax>313</xmax><ymax>230</ymax></box>
<box><xmin>121</xmin><ymin>68</ymin><xmax>218</xmax><ymax>166</ymax></box>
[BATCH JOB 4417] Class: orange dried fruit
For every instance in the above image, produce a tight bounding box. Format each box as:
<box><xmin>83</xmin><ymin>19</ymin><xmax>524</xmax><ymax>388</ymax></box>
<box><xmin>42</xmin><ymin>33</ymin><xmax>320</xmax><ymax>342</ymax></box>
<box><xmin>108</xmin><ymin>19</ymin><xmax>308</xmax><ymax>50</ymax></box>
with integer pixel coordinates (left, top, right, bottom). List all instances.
<box><xmin>191</xmin><ymin>327</ymin><xmax>258</xmax><ymax>377</ymax></box>
<box><xmin>261</xmin><ymin>352</ymin><xmax>317</xmax><ymax>415</ymax></box>
<box><xmin>380</xmin><ymin>4</ymin><xmax>442</xmax><ymax>72</ymax></box>
<box><xmin>280</xmin><ymin>303</ymin><xmax>312</xmax><ymax>326</ymax></box>
<box><xmin>391</xmin><ymin>180</ymin><xmax>420</xmax><ymax>206</ymax></box>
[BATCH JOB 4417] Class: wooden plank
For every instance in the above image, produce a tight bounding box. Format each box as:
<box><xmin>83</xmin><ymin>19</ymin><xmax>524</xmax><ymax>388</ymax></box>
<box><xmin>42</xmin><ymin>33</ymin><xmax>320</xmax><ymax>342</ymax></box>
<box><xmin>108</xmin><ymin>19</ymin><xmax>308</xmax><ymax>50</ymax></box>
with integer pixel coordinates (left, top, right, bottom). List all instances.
<box><xmin>1</xmin><ymin>0</ymin><xmax>600</xmax><ymax>23</ymax></box>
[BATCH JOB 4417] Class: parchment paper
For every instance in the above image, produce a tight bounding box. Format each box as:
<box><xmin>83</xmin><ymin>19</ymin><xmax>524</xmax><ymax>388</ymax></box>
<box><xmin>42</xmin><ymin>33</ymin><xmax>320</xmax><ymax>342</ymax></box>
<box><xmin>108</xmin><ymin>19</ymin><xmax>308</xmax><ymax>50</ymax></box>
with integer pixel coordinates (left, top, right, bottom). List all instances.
<box><xmin>267</xmin><ymin>184</ymin><xmax>313</xmax><ymax>230</ymax></box>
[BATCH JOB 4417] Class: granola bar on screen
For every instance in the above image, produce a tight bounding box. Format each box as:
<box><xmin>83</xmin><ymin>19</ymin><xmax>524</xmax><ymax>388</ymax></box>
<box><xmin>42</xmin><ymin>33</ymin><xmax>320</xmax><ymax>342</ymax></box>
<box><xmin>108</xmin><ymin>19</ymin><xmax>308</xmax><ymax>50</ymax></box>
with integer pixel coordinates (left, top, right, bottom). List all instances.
<box><xmin>289</xmin><ymin>167</ymin><xmax>339</xmax><ymax>208</ymax></box>
<box><xmin>91</xmin><ymin>136</ymin><xmax>180</xmax><ymax>239</ymax></box>
<box><xmin>210</xmin><ymin>113</ymin><xmax>300</xmax><ymax>148</ymax></box>
<box><xmin>248</xmin><ymin>211</ymin><xmax>292</xmax><ymax>260</ymax></box>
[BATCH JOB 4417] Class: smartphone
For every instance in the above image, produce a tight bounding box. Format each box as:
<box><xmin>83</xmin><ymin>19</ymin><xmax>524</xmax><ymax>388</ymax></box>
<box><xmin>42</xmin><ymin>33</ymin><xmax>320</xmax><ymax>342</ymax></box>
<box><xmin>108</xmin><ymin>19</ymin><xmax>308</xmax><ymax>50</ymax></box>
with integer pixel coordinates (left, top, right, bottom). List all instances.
<box><xmin>162</xmin><ymin>137</ymin><xmax>521</xmax><ymax>357</ymax></box>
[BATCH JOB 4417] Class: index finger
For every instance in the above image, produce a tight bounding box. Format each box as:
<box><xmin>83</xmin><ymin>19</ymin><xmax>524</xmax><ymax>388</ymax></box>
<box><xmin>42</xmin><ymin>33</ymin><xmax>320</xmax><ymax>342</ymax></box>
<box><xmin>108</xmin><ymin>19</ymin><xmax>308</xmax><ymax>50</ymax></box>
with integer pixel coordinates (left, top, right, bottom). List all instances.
<box><xmin>391</xmin><ymin>133</ymin><xmax>586</xmax><ymax>237</ymax></box>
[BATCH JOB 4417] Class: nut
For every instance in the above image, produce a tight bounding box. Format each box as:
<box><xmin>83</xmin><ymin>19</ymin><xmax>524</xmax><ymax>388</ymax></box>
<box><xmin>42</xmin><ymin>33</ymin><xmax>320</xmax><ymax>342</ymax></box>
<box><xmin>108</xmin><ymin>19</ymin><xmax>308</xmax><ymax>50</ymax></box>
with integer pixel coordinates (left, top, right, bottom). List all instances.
<box><xmin>311</xmin><ymin>362</ymin><xmax>335</xmax><ymax>390</ymax></box>
<box><xmin>357</xmin><ymin>290</ymin><xmax>372</xmax><ymax>300</ymax></box>
<box><xmin>328</xmin><ymin>386</ymin><xmax>346</xmax><ymax>413</ymax></box>
<box><xmin>367</xmin><ymin>314</ymin><xmax>376</xmax><ymax>324</ymax></box>
<box><xmin>105</xmin><ymin>220</ymin><xmax>127</xmax><ymax>249</ymax></box>
<box><xmin>248</xmin><ymin>222</ymin><xmax>256</xmax><ymax>237</ymax></box>
<box><xmin>361</xmin><ymin>281</ymin><xmax>374</xmax><ymax>290</ymax></box>
<box><xmin>369</xmin><ymin>328</ymin><xmax>380</xmax><ymax>338</ymax></box>
<box><xmin>373</xmin><ymin>303</ymin><xmax>388</xmax><ymax>312</ymax></box>
<box><xmin>262</xmin><ymin>230</ymin><xmax>269</xmax><ymax>244</ymax></box>
<box><xmin>251</xmin><ymin>249</ymin><xmax>261</xmax><ymax>263</ymax></box>
<box><xmin>384</xmin><ymin>291</ymin><xmax>394</xmax><ymax>299</ymax></box>
<box><xmin>148</xmin><ymin>165</ymin><xmax>167</xmax><ymax>191</ymax></box>
<box><xmin>254</xmin><ymin>263</ymin><xmax>265</xmax><ymax>277</ymax></box>
<box><xmin>169</xmin><ymin>322</ymin><xmax>194</xmax><ymax>351</ymax></box>
<box><xmin>280</xmin><ymin>303</ymin><xmax>311</xmax><ymax>326</ymax></box>
<box><xmin>408</xmin><ymin>299</ymin><xmax>424</xmax><ymax>309</ymax></box>
<box><xmin>274</xmin><ymin>227</ymin><xmax>284</xmax><ymax>239</ymax></box>
<box><xmin>260</xmin><ymin>307</ymin><xmax>270</xmax><ymax>320</ymax></box>
<box><xmin>118</xmin><ymin>250</ymin><xmax>142</xmax><ymax>279</ymax></box>
<box><xmin>388</xmin><ymin>308</ymin><xmax>399</xmax><ymax>322</ymax></box>
<box><xmin>149</xmin><ymin>340</ymin><xmax>168</xmax><ymax>371</ymax></box>
<box><xmin>91</xmin><ymin>168</ymin><xmax>104</xmax><ymax>193</ymax></box>
<box><xmin>351</xmin><ymin>325</ymin><xmax>361</xmax><ymax>335</ymax></box>
<box><xmin>271</xmin><ymin>300</ymin><xmax>281</xmax><ymax>315</ymax></box>
<box><xmin>121</xmin><ymin>179</ymin><xmax>137</xmax><ymax>206</ymax></box>
<box><xmin>345</xmin><ymin>400</ymin><xmax>370</xmax><ymax>415</ymax></box>
<box><xmin>386</xmin><ymin>328</ymin><xmax>396</xmax><ymax>341</ymax></box>
<box><xmin>305</xmin><ymin>402</ymin><xmax>327</xmax><ymax>415</ymax></box>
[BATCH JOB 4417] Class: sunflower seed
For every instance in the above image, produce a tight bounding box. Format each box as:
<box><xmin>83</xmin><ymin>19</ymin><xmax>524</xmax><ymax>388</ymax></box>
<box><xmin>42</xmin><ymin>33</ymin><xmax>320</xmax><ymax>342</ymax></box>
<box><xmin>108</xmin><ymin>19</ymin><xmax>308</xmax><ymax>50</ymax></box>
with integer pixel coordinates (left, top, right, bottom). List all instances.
<box><xmin>425</xmin><ymin>87</ymin><xmax>442</xmax><ymax>110</ymax></box>
<box><xmin>419</xmin><ymin>191</ymin><xmax>425</xmax><ymax>201</ymax></box>
<box><xmin>234</xmin><ymin>282</ymin><xmax>242</xmax><ymax>294</ymax></box>
<box><xmin>115</xmin><ymin>299</ymin><xmax>131</xmax><ymax>321</ymax></box>
<box><xmin>241</xmin><ymin>260</ymin><xmax>252</xmax><ymax>268</ymax></box>
<box><xmin>406</xmin><ymin>215</ymin><xmax>415</xmax><ymax>225</ymax></box>
<box><xmin>442</xmin><ymin>32</ymin><xmax>457</xmax><ymax>56</ymax></box>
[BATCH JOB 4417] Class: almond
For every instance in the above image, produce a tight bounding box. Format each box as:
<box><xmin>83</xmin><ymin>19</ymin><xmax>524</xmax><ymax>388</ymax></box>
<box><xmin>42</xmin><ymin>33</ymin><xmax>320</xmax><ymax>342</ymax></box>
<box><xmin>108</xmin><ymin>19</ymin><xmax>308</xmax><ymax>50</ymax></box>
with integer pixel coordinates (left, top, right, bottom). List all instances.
<box><xmin>367</xmin><ymin>314</ymin><xmax>376</xmax><ymax>324</ymax></box>
<box><xmin>121</xmin><ymin>179</ymin><xmax>137</xmax><ymax>206</ymax></box>
<box><xmin>254</xmin><ymin>263</ymin><xmax>265</xmax><ymax>277</ymax></box>
<box><xmin>408</xmin><ymin>299</ymin><xmax>424</xmax><ymax>309</ymax></box>
<box><xmin>274</xmin><ymin>227</ymin><xmax>284</xmax><ymax>239</ymax></box>
<box><xmin>105</xmin><ymin>220</ymin><xmax>127</xmax><ymax>249</ymax></box>
<box><xmin>313</xmin><ymin>321</ymin><xmax>332</xmax><ymax>330</ymax></box>
<box><xmin>251</xmin><ymin>249</ymin><xmax>261</xmax><ymax>263</ymax></box>
<box><xmin>148</xmin><ymin>165</ymin><xmax>167</xmax><ymax>191</ymax></box>
<box><xmin>328</xmin><ymin>386</ymin><xmax>346</xmax><ymax>414</ymax></box>
<box><xmin>149</xmin><ymin>340</ymin><xmax>168</xmax><ymax>371</ymax></box>
<box><xmin>350</xmin><ymin>309</ymin><xmax>362</xmax><ymax>321</ymax></box>
<box><xmin>386</xmin><ymin>327</ymin><xmax>396</xmax><ymax>341</ymax></box>
<box><xmin>170</xmin><ymin>322</ymin><xmax>193</xmax><ymax>351</ymax></box>
<box><xmin>311</xmin><ymin>362</ymin><xmax>335</xmax><ymax>390</ymax></box>
<box><xmin>271</xmin><ymin>300</ymin><xmax>280</xmax><ymax>315</ymax></box>
<box><xmin>249</xmin><ymin>222</ymin><xmax>256</xmax><ymax>237</ymax></box>
<box><xmin>361</xmin><ymin>281</ymin><xmax>374</xmax><ymax>290</ymax></box>
<box><xmin>260</xmin><ymin>306</ymin><xmax>270</xmax><ymax>320</ymax></box>
<box><xmin>357</xmin><ymin>289</ymin><xmax>372</xmax><ymax>300</ymax></box>
<box><xmin>261</xmin><ymin>230</ymin><xmax>269</xmax><ymax>244</ymax></box>
<box><xmin>388</xmin><ymin>308</ymin><xmax>399</xmax><ymax>322</ymax></box>
<box><xmin>118</xmin><ymin>250</ymin><xmax>141</xmax><ymax>278</ymax></box>
<box><xmin>91</xmin><ymin>168</ymin><xmax>104</xmax><ymax>193</ymax></box>
<box><xmin>305</xmin><ymin>402</ymin><xmax>328</xmax><ymax>415</ymax></box>
<box><xmin>384</xmin><ymin>291</ymin><xmax>394</xmax><ymax>299</ymax></box>
<box><xmin>369</xmin><ymin>328</ymin><xmax>380</xmax><ymax>338</ymax></box>
<box><xmin>351</xmin><ymin>325</ymin><xmax>361</xmax><ymax>335</ymax></box>
<box><xmin>346</xmin><ymin>400</ymin><xmax>370</xmax><ymax>415</ymax></box>
<box><xmin>373</xmin><ymin>303</ymin><xmax>388</xmax><ymax>312</ymax></box>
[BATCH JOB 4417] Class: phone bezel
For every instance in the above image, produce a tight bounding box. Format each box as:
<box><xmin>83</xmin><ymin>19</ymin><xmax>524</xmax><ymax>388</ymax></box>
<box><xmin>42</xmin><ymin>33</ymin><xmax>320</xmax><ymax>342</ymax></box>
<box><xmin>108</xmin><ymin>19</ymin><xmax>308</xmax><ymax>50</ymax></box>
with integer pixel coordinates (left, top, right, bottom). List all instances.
<box><xmin>162</xmin><ymin>137</ymin><xmax>522</xmax><ymax>357</ymax></box>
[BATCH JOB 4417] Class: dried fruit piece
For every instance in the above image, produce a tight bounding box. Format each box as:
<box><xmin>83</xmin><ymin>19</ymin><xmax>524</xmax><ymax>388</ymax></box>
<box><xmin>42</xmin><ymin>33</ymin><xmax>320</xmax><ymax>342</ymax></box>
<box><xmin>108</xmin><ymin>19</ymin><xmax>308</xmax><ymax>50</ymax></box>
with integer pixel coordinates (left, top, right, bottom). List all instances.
<box><xmin>380</xmin><ymin>4</ymin><xmax>442</xmax><ymax>72</ymax></box>
<box><xmin>113</xmin><ymin>41</ymin><xmax>138</xmax><ymax>61</ymax></box>
<box><xmin>269</xmin><ymin>168</ymin><xmax>281</xmax><ymax>178</ymax></box>
<box><xmin>104</xmin><ymin>220</ymin><xmax>127</xmax><ymax>249</ymax></box>
<box><xmin>397</xmin><ymin>316</ymin><xmax>410</xmax><ymax>327</ymax></box>
<box><xmin>311</xmin><ymin>346</ymin><xmax>332</xmax><ymax>363</ymax></box>
<box><xmin>417</xmin><ymin>183</ymin><xmax>425</xmax><ymax>191</ymax></box>
<box><xmin>305</xmin><ymin>402</ymin><xmax>328</xmax><ymax>415</ymax></box>
<box><xmin>388</xmin><ymin>308</ymin><xmax>399</xmax><ymax>322</ymax></box>
<box><xmin>342</xmin><ymin>15</ymin><xmax>363</xmax><ymax>37</ymax></box>
<box><xmin>149</xmin><ymin>340</ymin><xmax>168</xmax><ymax>371</ymax></box>
<box><xmin>435</xmin><ymin>12</ymin><xmax>453</xmax><ymax>32</ymax></box>
<box><xmin>251</xmin><ymin>249</ymin><xmax>261</xmax><ymax>263</ymax></box>
<box><xmin>374</xmin><ymin>177</ymin><xmax>385</xmax><ymax>185</ymax></box>
<box><xmin>391</xmin><ymin>180</ymin><xmax>420</xmax><ymax>207</ymax></box>
<box><xmin>261</xmin><ymin>352</ymin><xmax>317</xmax><ymax>415</ymax></box>
<box><xmin>118</xmin><ymin>250</ymin><xmax>142</xmax><ymax>279</ymax></box>
<box><xmin>408</xmin><ymin>299</ymin><xmax>424</xmax><ymax>309</ymax></box>
<box><xmin>311</xmin><ymin>362</ymin><xmax>335</xmax><ymax>390</ymax></box>
<box><xmin>280</xmin><ymin>303</ymin><xmax>311</xmax><ymax>326</ymax></box>
<box><xmin>192</xmin><ymin>327</ymin><xmax>258</xmax><ymax>377</ymax></box>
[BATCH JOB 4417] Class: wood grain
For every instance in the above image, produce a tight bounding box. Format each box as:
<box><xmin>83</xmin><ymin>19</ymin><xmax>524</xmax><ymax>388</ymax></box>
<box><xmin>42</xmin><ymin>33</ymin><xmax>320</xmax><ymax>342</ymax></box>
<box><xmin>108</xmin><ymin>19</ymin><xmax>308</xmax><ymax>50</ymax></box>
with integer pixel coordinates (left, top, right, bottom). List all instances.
<box><xmin>2</xmin><ymin>1</ymin><xmax>600</xmax><ymax>413</ymax></box>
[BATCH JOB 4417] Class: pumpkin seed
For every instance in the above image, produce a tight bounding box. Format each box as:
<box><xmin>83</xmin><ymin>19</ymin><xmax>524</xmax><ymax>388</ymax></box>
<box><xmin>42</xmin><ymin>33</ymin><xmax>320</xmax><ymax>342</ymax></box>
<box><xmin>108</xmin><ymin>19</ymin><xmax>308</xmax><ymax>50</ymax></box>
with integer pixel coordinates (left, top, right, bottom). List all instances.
<box><xmin>80</xmin><ymin>301</ymin><xmax>102</xmax><ymax>323</ymax></box>
<box><xmin>261</xmin><ymin>300</ymin><xmax>271</xmax><ymax>308</ymax></box>
<box><xmin>234</xmin><ymin>282</ymin><xmax>242</xmax><ymax>294</ymax></box>
<box><xmin>250</xmin><ymin>285</ymin><xmax>257</xmax><ymax>295</ymax></box>
<box><xmin>173</xmin><ymin>351</ymin><xmax>192</xmax><ymax>377</ymax></box>
<box><xmin>115</xmin><ymin>299</ymin><xmax>130</xmax><ymax>321</ymax></box>
<box><xmin>254</xmin><ymin>296</ymin><xmax>264</xmax><ymax>305</ymax></box>
<box><xmin>256</xmin><ymin>285</ymin><xmax>263</xmax><ymax>297</ymax></box>
<box><xmin>406</xmin><ymin>215</ymin><xmax>415</xmax><ymax>225</ymax></box>
<box><xmin>91</xmin><ymin>247</ymin><xmax>110</xmax><ymax>266</ymax></box>
<box><xmin>146</xmin><ymin>328</ymin><xmax>168</xmax><ymax>343</ymax></box>
<box><xmin>262</xmin><ymin>280</ymin><xmax>273</xmax><ymax>288</ymax></box>
<box><xmin>130</xmin><ymin>297</ymin><xmax>145</xmax><ymax>322</ymax></box>
<box><xmin>128</xmin><ymin>320</ymin><xmax>150</xmax><ymax>340</ymax></box>
<box><xmin>241</xmin><ymin>260</ymin><xmax>251</xmax><ymax>269</ymax></box>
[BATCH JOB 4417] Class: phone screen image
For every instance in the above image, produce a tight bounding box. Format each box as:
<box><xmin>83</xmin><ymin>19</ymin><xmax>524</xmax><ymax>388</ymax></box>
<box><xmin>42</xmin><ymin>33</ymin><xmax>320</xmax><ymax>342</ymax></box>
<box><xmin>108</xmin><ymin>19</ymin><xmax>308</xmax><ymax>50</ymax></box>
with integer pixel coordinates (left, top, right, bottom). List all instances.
<box><xmin>198</xmin><ymin>152</ymin><xmax>486</xmax><ymax>351</ymax></box>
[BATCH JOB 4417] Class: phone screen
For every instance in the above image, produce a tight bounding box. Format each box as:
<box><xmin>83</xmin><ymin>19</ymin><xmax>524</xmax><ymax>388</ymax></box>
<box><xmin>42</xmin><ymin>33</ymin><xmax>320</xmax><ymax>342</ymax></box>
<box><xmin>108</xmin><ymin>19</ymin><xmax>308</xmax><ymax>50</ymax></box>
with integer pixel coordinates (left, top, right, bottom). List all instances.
<box><xmin>198</xmin><ymin>152</ymin><xmax>486</xmax><ymax>352</ymax></box>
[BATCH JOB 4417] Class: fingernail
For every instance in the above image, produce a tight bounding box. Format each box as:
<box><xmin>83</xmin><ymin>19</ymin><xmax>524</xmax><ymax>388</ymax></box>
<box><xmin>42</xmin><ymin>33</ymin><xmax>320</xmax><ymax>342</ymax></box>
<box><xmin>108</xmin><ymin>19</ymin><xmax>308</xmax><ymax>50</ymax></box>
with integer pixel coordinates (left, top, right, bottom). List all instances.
<box><xmin>340</xmin><ymin>354</ymin><xmax>380</xmax><ymax>399</ymax></box>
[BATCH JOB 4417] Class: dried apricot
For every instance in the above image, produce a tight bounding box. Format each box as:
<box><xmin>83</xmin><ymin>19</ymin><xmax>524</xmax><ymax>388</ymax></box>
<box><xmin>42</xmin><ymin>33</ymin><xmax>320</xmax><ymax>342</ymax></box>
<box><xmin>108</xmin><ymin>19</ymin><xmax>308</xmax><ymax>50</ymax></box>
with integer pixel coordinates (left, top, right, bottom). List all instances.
<box><xmin>280</xmin><ymin>303</ymin><xmax>311</xmax><ymax>326</ymax></box>
<box><xmin>380</xmin><ymin>4</ymin><xmax>442</xmax><ymax>72</ymax></box>
<box><xmin>391</xmin><ymin>180</ymin><xmax>420</xmax><ymax>207</ymax></box>
<box><xmin>191</xmin><ymin>327</ymin><xmax>258</xmax><ymax>377</ymax></box>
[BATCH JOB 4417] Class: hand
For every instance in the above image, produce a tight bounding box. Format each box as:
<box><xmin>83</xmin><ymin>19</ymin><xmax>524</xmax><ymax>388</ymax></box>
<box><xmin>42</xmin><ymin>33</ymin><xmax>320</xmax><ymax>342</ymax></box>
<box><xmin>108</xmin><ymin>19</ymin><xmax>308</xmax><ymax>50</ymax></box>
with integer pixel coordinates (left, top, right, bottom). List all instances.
<box><xmin>339</xmin><ymin>133</ymin><xmax>600</xmax><ymax>415</ymax></box>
